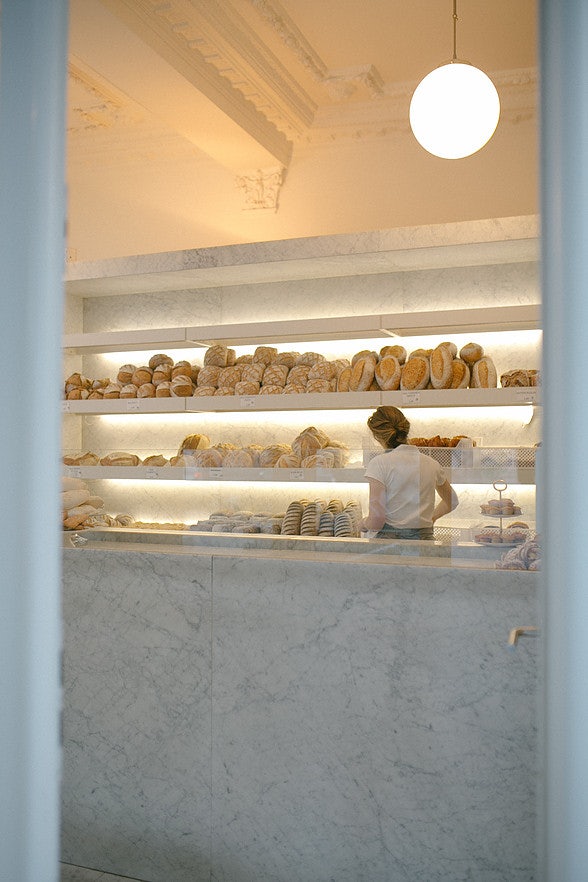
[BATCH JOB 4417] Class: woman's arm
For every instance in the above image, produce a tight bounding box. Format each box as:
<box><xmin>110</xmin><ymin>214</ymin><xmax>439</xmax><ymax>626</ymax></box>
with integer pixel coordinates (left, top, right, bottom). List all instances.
<box><xmin>432</xmin><ymin>480</ymin><xmax>459</xmax><ymax>523</ymax></box>
<box><xmin>360</xmin><ymin>477</ymin><xmax>387</xmax><ymax>531</ymax></box>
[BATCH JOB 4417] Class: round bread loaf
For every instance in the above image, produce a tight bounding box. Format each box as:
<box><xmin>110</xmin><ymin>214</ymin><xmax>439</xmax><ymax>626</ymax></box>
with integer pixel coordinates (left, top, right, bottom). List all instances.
<box><xmin>241</xmin><ymin>363</ymin><xmax>265</xmax><ymax>384</ymax></box>
<box><xmin>234</xmin><ymin>380</ymin><xmax>260</xmax><ymax>396</ymax></box>
<box><xmin>283</xmin><ymin>384</ymin><xmax>306</xmax><ymax>394</ymax></box>
<box><xmin>308</xmin><ymin>361</ymin><xmax>337</xmax><ymax>381</ymax></box>
<box><xmin>155</xmin><ymin>381</ymin><xmax>172</xmax><ymax>397</ymax></box>
<box><xmin>263</xmin><ymin>363</ymin><xmax>289</xmax><ymax>386</ymax></box>
<box><xmin>103</xmin><ymin>383</ymin><xmax>122</xmax><ymax>398</ymax></box>
<box><xmin>375</xmin><ymin>355</ymin><xmax>401</xmax><ymax>390</ymax></box>
<box><xmin>430</xmin><ymin>345</ymin><xmax>453</xmax><ymax>389</ymax></box>
<box><xmin>137</xmin><ymin>382</ymin><xmax>156</xmax><ymax>398</ymax></box>
<box><xmin>275</xmin><ymin>351</ymin><xmax>299</xmax><ymax>368</ymax></box>
<box><xmin>471</xmin><ymin>356</ymin><xmax>498</xmax><ymax>388</ymax></box>
<box><xmin>204</xmin><ymin>345</ymin><xmax>236</xmax><ymax>367</ymax></box>
<box><xmin>296</xmin><ymin>351</ymin><xmax>325</xmax><ymax>367</ymax></box>
<box><xmin>460</xmin><ymin>342</ymin><xmax>484</xmax><ymax>364</ymax></box>
<box><xmin>218</xmin><ymin>365</ymin><xmax>243</xmax><ymax>387</ymax></box>
<box><xmin>170</xmin><ymin>375</ymin><xmax>193</xmax><ymax>396</ymax></box>
<box><xmin>88</xmin><ymin>390</ymin><xmax>104</xmax><ymax>400</ymax></box>
<box><xmin>196</xmin><ymin>366</ymin><xmax>221</xmax><ymax>387</ymax></box>
<box><xmin>117</xmin><ymin>365</ymin><xmax>136</xmax><ymax>385</ymax></box>
<box><xmin>337</xmin><ymin>365</ymin><xmax>352</xmax><ymax>392</ymax></box>
<box><xmin>438</xmin><ymin>341</ymin><xmax>458</xmax><ymax>358</ymax></box>
<box><xmin>352</xmin><ymin>349</ymin><xmax>378</xmax><ymax>366</ymax></box>
<box><xmin>252</xmin><ymin>346</ymin><xmax>278</xmax><ymax>365</ymax></box>
<box><xmin>131</xmin><ymin>366</ymin><xmax>153</xmax><ymax>386</ymax></box>
<box><xmin>400</xmin><ymin>356</ymin><xmax>430</xmax><ymax>390</ymax></box>
<box><xmin>259</xmin><ymin>444</ymin><xmax>293</xmax><ymax>467</ymax></box>
<box><xmin>259</xmin><ymin>384</ymin><xmax>284</xmax><ymax>395</ymax></box>
<box><xmin>171</xmin><ymin>361</ymin><xmax>192</xmax><ymax>379</ymax></box>
<box><xmin>100</xmin><ymin>452</ymin><xmax>140</xmax><ymax>466</ymax></box>
<box><xmin>179</xmin><ymin>433</ymin><xmax>211</xmax><ymax>452</ymax></box>
<box><xmin>214</xmin><ymin>386</ymin><xmax>236</xmax><ymax>396</ymax></box>
<box><xmin>306</xmin><ymin>378</ymin><xmax>331</xmax><ymax>393</ymax></box>
<box><xmin>120</xmin><ymin>384</ymin><xmax>138</xmax><ymax>398</ymax></box>
<box><xmin>193</xmin><ymin>386</ymin><xmax>217</xmax><ymax>396</ymax></box>
<box><xmin>152</xmin><ymin>364</ymin><xmax>172</xmax><ymax>385</ymax></box>
<box><xmin>275</xmin><ymin>453</ymin><xmax>302</xmax><ymax>468</ymax></box>
<box><xmin>222</xmin><ymin>449</ymin><xmax>254</xmax><ymax>468</ymax></box>
<box><xmin>142</xmin><ymin>455</ymin><xmax>168</xmax><ymax>467</ymax></box>
<box><xmin>148</xmin><ymin>353</ymin><xmax>173</xmax><ymax>370</ymax></box>
<box><xmin>192</xmin><ymin>448</ymin><xmax>223</xmax><ymax>468</ymax></box>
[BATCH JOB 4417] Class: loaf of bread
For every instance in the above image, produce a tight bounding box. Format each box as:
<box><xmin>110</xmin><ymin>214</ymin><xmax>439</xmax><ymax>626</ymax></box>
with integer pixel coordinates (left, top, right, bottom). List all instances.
<box><xmin>148</xmin><ymin>353</ymin><xmax>173</xmax><ymax>370</ymax></box>
<box><xmin>308</xmin><ymin>361</ymin><xmax>337</xmax><ymax>381</ymax></box>
<box><xmin>131</xmin><ymin>366</ymin><xmax>153</xmax><ymax>386</ymax></box>
<box><xmin>274</xmin><ymin>453</ymin><xmax>302</xmax><ymax>468</ymax></box>
<box><xmin>459</xmin><ymin>342</ymin><xmax>484</xmax><ymax>365</ymax></box>
<box><xmin>178</xmin><ymin>433</ymin><xmax>211</xmax><ymax>453</ymax></box>
<box><xmin>306</xmin><ymin>378</ymin><xmax>331</xmax><ymax>393</ymax></box>
<box><xmin>438</xmin><ymin>341</ymin><xmax>458</xmax><ymax>358</ymax></box>
<box><xmin>204</xmin><ymin>345</ymin><xmax>236</xmax><ymax>367</ymax></box>
<box><xmin>322</xmin><ymin>445</ymin><xmax>349</xmax><ymax>467</ymax></box>
<box><xmin>283</xmin><ymin>384</ymin><xmax>306</xmax><ymax>394</ymax></box>
<box><xmin>103</xmin><ymin>383</ymin><xmax>122</xmax><ymax>399</ymax></box>
<box><xmin>400</xmin><ymin>356</ymin><xmax>430</xmax><ymax>390</ymax></box>
<box><xmin>337</xmin><ymin>365</ymin><xmax>352</xmax><ymax>392</ymax></box>
<box><xmin>375</xmin><ymin>355</ymin><xmax>401</xmax><ymax>390</ymax></box>
<box><xmin>170</xmin><ymin>375</ymin><xmax>193</xmax><ymax>396</ymax></box>
<box><xmin>222</xmin><ymin>449</ymin><xmax>255</xmax><ymax>468</ymax></box>
<box><xmin>142</xmin><ymin>455</ymin><xmax>169</xmax><ymax>467</ymax></box>
<box><xmin>192</xmin><ymin>448</ymin><xmax>224</xmax><ymax>468</ymax></box>
<box><xmin>472</xmin><ymin>356</ymin><xmax>498</xmax><ymax>388</ymax></box>
<box><xmin>214</xmin><ymin>386</ymin><xmax>236</xmax><ymax>396</ymax></box>
<box><xmin>100</xmin><ymin>452</ymin><xmax>140</xmax><ymax>466</ymax></box>
<box><xmin>501</xmin><ymin>369</ymin><xmax>532</xmax><ymax>387</ymax></box>
<box><xmin>171</xmin><ymin>360</ymin><xmax>192</xmax><ymax>379</ymax></box>
<box><xmin>263</xmin><ymin>363</ymin><xmax>289</xmax><ymax>386</ymax></box>
<box><xmin>275</xmin><ymin>351</ymin><xmax>299</xmax><ymax>368</ymax></box>
<box><xmin>62</xmin><ymin>487</ymin><xmax>91</xmax><ymax>511</ymax></box>
<box><xmin>252</xmin><ymin>346</ymin><xmax>278</xmax><ymax>365</ymax></box>
<box><xmin>351</xmin><ymin>349</ymin><xmax>378</xmax><ymax>366</ymax></box>
<box><xmin>234</xmin><ymin>381</ymin><xmax>260</xmax><ymax>396</ymax></box>
<box><xmin>349</xmin><ymin>355</ymin><xmax>377</xmax><ymax>391</ymax></box>
<box><xmin>152</xmin><ymin>364</ymin><xmax>172</xmax><ymax>385</ymax></box>
<box><xmin>430</xmin><ymin>345</ymin><xmax>453</xmax><ymax>389</ymax></box>
<box><xmin>193</xmin><ymin>386</ymin><xmax>217</xmax><ymax>396</ymax></box>
<box><xmin>296</xmin><ymin>351</ymin><xmax>325</xmax><ymax>367</ymax></box>
<box><xmin>155</xmin><ymin>381</ymin><xmax>172</xmax><ymax>397</ymax></box>
<box><xmin>259</xmin><ymin>384</ymin><xmax>284</xmax><ymax>395</ymax></box>
<box><xmin>259</xmin><ymin>444</ymin><xmax>293</xmax><ymax>467</ymax></box>
<box><xmin>450</xmin><ymin>359</ymin><xmax>471</xmax><ymax>389</ymax></box>
<box><xmin>137</xmin><ymin>382</ymin><xmax>156</xmax><ymax>398</ymax></box>
<box><xmin>380</xmin><ymin>344</ymin><xmax>407</xmax><ymax>364</ymax></box>
<box><xmin>301</xmin><ymin>451</ymin><xmax>336</xmax><ymax>468</ymax></box>
<box><xmin>218</xmin><ymin>365</ymin><xmax>243</xmax><ymax>388</ymax></box>
<box><xmin>196</xmin><ymin>366</ymin><xmax>221</xmax><ymax>387</ymax></box>
<box><xmin>88</xmin><ymin>390</ymin><xmax>103</xmax><ymax>400</ymax></box>
<box><xmin>117</xmin><ymin>365</ymin><xmax>136</xmax><ymax>385</ymax></box>
<box><xmin>408</xmin><ymin>348</ymin><xmax>433</xmax><ymax>360</ymax></box>
<box><xmin>240</xmin><ymin>363</ymin><xmax>265</xmax><ymax>384</ymax></box>
<box><xmin>119</xmin><ymin>383</ymin><xmax>138</xmax><ymax>398</ymax></box>
<box><xmin>292</xmin><ymin>427</ymin><xmax>329</xmax><ymax>459</ymax></box>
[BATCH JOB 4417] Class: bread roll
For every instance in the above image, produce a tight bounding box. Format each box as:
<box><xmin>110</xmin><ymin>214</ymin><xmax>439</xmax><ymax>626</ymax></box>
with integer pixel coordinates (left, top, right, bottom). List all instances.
<box><xmin>142</xmin><ymin>455</ymin><xmax>168</xmax><ymax>467</ymax></box>
<box><xmin>438</xmin><ymin>341</ymin><xmax>458</xmax><ymax>358</ymax></box>
<box><xmin>235</xmin><ymin>353</ymin><xmax>253</xmax><ymax>364</ymax></box>
<box><xmin>349</xmin><ymin>355</ymin><xmax>377</xmax><ymax>391</ymax></box>
<box><xmin>460</xmin><ymin>342</ymin><xmax>484</xmax><ymax>364</ymax></box>
<box><xmin>178</xmin><ymin>434</ymin><xmax>211</xmax><ymax>452</ymax></box>
<box><xmin>501</xmin><ymin>369</ymin><xmax>531</xmax><ymax>387</ymax></box>
<box><xmin>103</xmin><ymin>383</ymin><xmax>122</xmax><ymax>399</ymax></box>
<box><xmin>263</xmin><ymin>363</ymin><xmax>289</xmax><ymax>386</ymax></box>
<box><xmin>120</xmin><ymin>384</ymin><xmax>138</xmax><ymax>398</ymax></box>
<box><xmin>375</xmin><ymin>355</ymin><xmax>401</xmax><ymax>391</ymax></box>
<box><xmin>450</xmin><ymin>359</ymin><xmax>471</xmax><ymax>389</ymax></box>
<box><xmin>148</xmin><ymin>353</ymin><xmax>173</xmax><ymax>370</ymax></box>
<box><xmin>380</xmin><ymin>344</ymin><xmax>407</xmax><ymax>364</ymax></box>
<box><xmin>430</xmin><ymin>345</ymin><xmax>453</xmax><ymax>389</ymax></box>
<box><xmin>241</xmin><ymin>363</ymin><xmax>265</xmax><ymax>384</ymax></box>
<box><xmin>259</xmin><ymin>384</ymin><xmax>284</xmax><ymax>395</ymax></box>
<box><xmin>472</xmin><ymin>356</ymin><xmax>498</xmax><ymax>388</ymax></box>
<box><xmin>196</xmin><ymin>366</ymin><xmax>221</xmax><ymax>387</ymax></box>
<box><xmin>155</xmin><ymin>381</ymin><xmax>172</xmax><ymax>397</ymax></box>
<box><xmin>400</xmin><ymin>356</ymin><xmax>430</xmax><ymax>390</ymax></box>
<box><xmin>218</xmin><ymin>365</ymin><xmax>243</xmax><ymax>387</ymax></box>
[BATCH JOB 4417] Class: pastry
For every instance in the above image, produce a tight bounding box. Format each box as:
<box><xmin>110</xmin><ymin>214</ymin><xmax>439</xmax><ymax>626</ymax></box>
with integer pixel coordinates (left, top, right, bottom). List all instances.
<box><xmin>472</xmin><ymin>356</ymin><xmax>498</xmax><ymax>388</ymax></box>
<box><xmin>459</xmin><ymin>342</ymin><xmax>484</xmax><ymax>364</ymax></box>
<box><xmin>148</xmin><ymin>353</ymin><xmax>173</xmax><ymax>370</ymax></box>
<box><xmin>374</xmin><ymin>355</ymin><xmax>402</xmax><ymax>391</ymax></box>
<box><xmin>450</xmin><ymin>359</ymin><xmax>471</xmax><ymax>389</ymax></box>
<box><xmin>349</xmin><ymin>354</ymin><xmax>377</xmax><ymax>391</ymax></box>
<box><xmin>430</xmin><ymin>345</ymin><xmax>453</xmax><ymax>389</ymax></box>
<box><xmin>400</xmin><ymin>356</ymin><xmax>430</xmax><ymax>390</ymax></box>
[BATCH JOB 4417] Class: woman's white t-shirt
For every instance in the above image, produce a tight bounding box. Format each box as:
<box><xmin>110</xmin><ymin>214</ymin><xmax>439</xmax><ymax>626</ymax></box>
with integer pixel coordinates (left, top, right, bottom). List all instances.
<box><xmin>364</xmin><ymin>445</ymin><xmax>447</xmax><ymax>528</ymax></box>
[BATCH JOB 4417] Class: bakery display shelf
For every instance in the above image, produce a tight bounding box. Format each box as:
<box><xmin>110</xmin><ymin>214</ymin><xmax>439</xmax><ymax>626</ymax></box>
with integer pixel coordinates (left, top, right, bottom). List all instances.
<box><xmin>62</xmin><ymin>304</ymin><xmax>540</xmax><ymax>353</ymax></box>
<box><xmin>61</xmin><ymin>387</ymin><xmax>541</xmax><ymax>415</ymax></box>
<box><xmin>62</xmin><ymin>464</ymin><xmax>535</xmax><ymax>485</ymax></box>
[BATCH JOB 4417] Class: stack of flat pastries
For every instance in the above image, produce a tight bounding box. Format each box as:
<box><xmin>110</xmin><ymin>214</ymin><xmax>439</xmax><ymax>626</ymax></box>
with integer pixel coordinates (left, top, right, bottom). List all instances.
<box><xmin>280</xmin><ymin>498</ymin><xmax>362</xmax><ymax>537</ymax></box>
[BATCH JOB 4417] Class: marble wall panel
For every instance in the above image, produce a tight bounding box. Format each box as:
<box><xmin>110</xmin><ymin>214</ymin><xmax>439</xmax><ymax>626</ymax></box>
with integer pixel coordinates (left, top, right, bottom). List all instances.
<box><xmin>61</xmin><ymin>550</ymin><xmax>213</xmax><ymax>882</ymax></box>
<box><xmin>211</xmin><ymin>557</ymin><xmax>537</xmax><ymax>882</ymax></box>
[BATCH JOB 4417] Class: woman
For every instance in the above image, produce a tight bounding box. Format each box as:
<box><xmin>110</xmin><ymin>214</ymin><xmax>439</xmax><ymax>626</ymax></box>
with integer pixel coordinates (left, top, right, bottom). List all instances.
<box><xmin>360</xmin><ymin>405</ymin><xmax>458</xmax><ymax>540</ymax></box>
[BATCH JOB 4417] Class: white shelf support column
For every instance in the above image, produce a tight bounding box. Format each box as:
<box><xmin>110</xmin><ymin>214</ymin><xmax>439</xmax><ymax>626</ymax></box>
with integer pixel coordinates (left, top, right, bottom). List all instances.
<box><xmin>540</xmin><ymin>1</ymin><xmax>588</xmax><ymax>878</ymax></box>
<box><xmin>0</xmin><ymin>2</ymin><xmax>68</xmax><ymax>880</ymax></box>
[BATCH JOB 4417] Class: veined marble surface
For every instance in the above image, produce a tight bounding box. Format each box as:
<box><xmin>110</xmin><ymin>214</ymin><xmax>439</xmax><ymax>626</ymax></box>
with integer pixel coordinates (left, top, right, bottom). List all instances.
<box><xmin>62</xmin><ymin>548</ymin><xmax>538</xmax><ymax>882</ymax></box>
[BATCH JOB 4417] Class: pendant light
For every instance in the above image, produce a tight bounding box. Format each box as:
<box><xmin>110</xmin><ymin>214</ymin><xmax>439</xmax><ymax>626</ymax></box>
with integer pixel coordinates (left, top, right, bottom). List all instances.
<box><xmin>409</xmin><ymin>0</ymin><xmax>500</xmax><ymax>159</ymax></box>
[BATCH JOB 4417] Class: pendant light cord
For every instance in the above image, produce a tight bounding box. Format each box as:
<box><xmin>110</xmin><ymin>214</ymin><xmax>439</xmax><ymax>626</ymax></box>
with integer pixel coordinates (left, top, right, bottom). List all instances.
<box><xmin>452</xmin><ymin>0</ymin><xmax>458</xmax><ymax>61</ymax></box>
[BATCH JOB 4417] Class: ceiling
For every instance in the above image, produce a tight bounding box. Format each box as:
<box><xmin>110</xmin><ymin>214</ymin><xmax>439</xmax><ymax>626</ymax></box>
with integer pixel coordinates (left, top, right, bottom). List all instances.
<box><xmin>66</xmin><ymin>0</ymin><xmax>538</xmax><ymax>257</ymax></box>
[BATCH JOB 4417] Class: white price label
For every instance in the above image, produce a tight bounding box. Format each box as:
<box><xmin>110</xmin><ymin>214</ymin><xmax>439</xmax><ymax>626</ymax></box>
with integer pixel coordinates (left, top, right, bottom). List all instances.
<box><xmin>512</xmin><ymin>387</ymin><xmax>537</xmax><ymax>403</ymax></box>
<box><xmin>402</xmin><ymin>391</ymin><xmax>421</xmax><ymax>405</ymax></box>
<box><xmin>290</xmin><ymin>469</ymin><xmax>304</xmax><ymax>481</ymax></box>
<box><xmin>68</xmin><ymin>467</ymin><xmax>82</xmax><ymax>478</ymax></box>
<box><xmin>210</xmin><ymin>468</ymin><xmax>223</xmax><ymax>479</ymax></box>
<box><xmin>126</xmin><ymin>399</ymin><xmax>140</xmax><ymax>412</ymax></box>
<box><xmin>62</xmin><ymin>401</ymin><xmax>71</xmax><ymax>413</ymax></box>
<box><xmin>145</xmin><ymin>468</ymin><xmax>159</xmax><ymax>480</ymax></box>
<box><xmin>240</xmin><ymin>396</ymin><xmax>257</xmax><ymax>409</ymax></box>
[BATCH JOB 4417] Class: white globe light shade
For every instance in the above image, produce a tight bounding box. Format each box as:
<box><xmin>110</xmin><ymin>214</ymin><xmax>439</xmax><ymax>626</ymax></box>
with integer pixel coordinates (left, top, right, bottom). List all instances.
<box><xmin>409</xmin><ymin>62</ymin><xmax>501</xmax><ymax>159</ymax></box>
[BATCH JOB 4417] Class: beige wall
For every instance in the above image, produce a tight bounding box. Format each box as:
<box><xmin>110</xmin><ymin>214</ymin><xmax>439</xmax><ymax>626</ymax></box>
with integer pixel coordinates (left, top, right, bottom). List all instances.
<box><xmin>67</xmin><ymin>99</ymin><xmax>538</xmax><ymax>261</ymax></box>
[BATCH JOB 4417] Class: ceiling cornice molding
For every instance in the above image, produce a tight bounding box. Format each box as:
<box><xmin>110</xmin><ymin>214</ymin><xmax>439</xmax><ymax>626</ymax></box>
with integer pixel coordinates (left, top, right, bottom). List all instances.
<box><xmin>247</xmin><ymin>0</ymin><xmax>328</xmax><ymax>83</ymax></box>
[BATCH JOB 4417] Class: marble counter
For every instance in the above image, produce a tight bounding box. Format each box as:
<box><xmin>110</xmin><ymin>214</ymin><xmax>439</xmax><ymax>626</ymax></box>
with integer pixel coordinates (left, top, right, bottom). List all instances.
<box><xmin>61</xmin><ymin>546</ymin><xmax>538</xmax><ymax>882</ymax></box>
